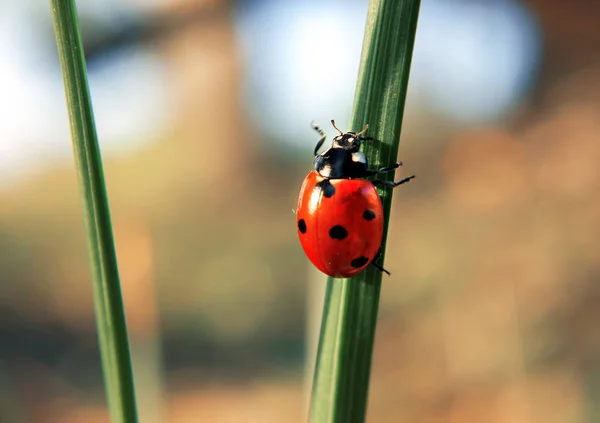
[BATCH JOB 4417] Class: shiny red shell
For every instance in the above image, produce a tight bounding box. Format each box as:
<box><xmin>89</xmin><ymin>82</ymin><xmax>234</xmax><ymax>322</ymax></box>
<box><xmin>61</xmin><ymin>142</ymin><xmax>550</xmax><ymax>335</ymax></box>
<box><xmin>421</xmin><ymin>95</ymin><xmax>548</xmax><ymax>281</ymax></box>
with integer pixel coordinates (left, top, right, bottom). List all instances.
<box><xmin>296</xmin><ymin>170</ymin><xmax>384</xmax><ymax>278</ymax></box>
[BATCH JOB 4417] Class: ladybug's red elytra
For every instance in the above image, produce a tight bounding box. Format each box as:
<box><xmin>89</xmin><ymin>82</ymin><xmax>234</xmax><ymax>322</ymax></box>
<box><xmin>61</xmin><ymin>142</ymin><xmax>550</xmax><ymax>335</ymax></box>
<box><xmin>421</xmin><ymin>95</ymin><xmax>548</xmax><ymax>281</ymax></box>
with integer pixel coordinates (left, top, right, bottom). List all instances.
<box><xmin>296</xmin><ymin>120</ymin><xmax>415</xmax><ymax>278</ymax></box>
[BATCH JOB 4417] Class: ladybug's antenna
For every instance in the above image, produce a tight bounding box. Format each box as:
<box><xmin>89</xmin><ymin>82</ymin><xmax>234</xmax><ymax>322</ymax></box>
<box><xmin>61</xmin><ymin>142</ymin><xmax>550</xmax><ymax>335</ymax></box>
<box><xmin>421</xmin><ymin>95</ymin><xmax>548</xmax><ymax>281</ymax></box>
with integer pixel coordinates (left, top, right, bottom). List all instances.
<box><xmin>356</xmin><ymin>124</ymin><xmax>369</xmax><ymax>137</ymax></box>
<box><xmin>331</xmin><ymin>120</ymin><xmax>344</xmax><ymax>135</ymax></box>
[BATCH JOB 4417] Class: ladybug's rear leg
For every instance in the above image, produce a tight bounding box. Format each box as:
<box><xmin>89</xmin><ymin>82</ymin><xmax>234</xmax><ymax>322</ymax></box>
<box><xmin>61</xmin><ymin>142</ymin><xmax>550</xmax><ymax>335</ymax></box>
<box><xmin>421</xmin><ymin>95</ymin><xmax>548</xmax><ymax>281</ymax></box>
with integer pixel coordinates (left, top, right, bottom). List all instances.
<box><xmin>311</xmin><ymin>121</ymin><xmax>327</xmax><ymax>156</ymax></box>
<box><xmin>371</xmin><ymin>248</ymin><xmax>390</xmax><ymax>276</ymax></box>
<box><xmin>373</xmin><ymin>175</ymin><xmax>415</xmax><ymax>188</ymax></box>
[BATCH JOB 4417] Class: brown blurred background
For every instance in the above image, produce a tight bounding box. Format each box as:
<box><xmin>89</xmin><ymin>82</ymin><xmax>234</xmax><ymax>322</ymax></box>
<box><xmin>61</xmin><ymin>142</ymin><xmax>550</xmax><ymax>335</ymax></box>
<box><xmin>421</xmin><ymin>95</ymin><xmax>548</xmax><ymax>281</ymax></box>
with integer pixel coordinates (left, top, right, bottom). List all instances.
<box><xmin>1</xmin><ymin>0</ymin><xmax>600</xmax><ymax>422</ymax></box>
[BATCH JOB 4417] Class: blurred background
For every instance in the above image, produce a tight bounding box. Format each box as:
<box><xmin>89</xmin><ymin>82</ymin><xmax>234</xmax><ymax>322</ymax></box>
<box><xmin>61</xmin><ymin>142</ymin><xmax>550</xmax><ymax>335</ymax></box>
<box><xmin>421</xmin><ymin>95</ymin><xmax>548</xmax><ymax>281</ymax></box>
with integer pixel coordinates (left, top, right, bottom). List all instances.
<box><xmin>0</xmin><ymin>0</ymin><xmax>599</xmax><ymax>421</ymax></box>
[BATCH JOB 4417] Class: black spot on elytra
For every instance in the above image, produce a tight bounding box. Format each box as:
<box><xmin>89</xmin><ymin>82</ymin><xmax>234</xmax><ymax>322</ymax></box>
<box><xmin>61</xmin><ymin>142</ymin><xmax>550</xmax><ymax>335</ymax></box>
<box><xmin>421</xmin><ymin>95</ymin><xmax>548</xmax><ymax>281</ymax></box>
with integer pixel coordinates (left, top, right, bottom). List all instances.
<box><xmin>363</xmin><ymin>210</ymin><xmax>376</xmax><ymax>221</ymax></box>
<box><xmin>298</xmin><ymin>219</ymin><xmax>307</xmax><ymax>234</ymax></box>
<box><xmin>329</xmin><ymin>225</ymin><xmax>348</xmax><ymax>240</ymax></box>
<box><xmin>351</xmin><ymin>256</ymin><xmax>369</xmax><ymax>268</ymax></box>
<box><xmin>315</xmin><ymin>179</ymin><xmax>336</xmax><ymax>198</ymax></box>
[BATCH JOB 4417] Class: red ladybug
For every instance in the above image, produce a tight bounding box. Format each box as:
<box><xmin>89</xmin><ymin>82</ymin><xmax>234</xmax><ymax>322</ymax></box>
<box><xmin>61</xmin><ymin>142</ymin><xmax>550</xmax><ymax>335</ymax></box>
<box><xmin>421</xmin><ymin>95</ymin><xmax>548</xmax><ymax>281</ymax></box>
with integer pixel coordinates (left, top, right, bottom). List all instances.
<box><xmin>296</xmin><ymin>120</ymin><xmax>414</xmax><ymax>278</ymax></box>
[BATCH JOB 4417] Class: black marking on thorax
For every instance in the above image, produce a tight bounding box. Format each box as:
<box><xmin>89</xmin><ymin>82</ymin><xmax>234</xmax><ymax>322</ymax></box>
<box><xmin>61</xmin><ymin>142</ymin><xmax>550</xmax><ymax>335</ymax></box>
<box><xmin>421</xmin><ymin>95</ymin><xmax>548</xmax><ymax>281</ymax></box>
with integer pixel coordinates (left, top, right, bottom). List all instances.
<box><xmin>314</xmin><ymin>148</ymin><xmax>368</xmax><ymax>179</ymax></box>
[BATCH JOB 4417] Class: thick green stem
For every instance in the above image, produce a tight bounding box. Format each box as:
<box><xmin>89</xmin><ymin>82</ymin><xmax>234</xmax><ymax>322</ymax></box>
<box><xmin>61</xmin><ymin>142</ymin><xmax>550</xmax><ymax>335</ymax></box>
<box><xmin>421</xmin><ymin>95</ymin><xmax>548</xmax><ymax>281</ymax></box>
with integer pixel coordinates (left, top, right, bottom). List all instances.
<box><xmin>309</xmin><ymin>1</ymin><xmax>421</xmax><ymax>422</ymax></box>
<box><xmin>49</xmin><ymin>1</ymin><xmax>138</xmax><ymax>422</ymax></box>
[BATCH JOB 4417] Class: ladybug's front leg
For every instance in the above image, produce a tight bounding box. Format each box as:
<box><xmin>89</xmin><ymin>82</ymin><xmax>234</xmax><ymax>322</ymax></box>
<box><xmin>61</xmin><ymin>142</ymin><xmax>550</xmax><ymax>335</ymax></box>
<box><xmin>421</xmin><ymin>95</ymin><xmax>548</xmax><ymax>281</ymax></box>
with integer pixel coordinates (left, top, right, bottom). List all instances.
<box><xmin>376</xmin><ymin>162</ymin><xmax>402</xmax><ymax>174</ymax></box>
<box><xmin>371</xmin><ymin>247</ymin><xmax>391</xmax><ymax>276</ymax></box>
<box><xmin>373</xmin><ymin>175</ymin><xmax>415</xmax><ymax>188</ymax></box>
<box><xmin>311</xmin><ymin>121</ymin><xmax>327</xmax><ymax>156</ymax></box>
<box><xmin>362</xmin><ymin>162</ymin><xmax>403</xmax><ymax>177</ymax></box>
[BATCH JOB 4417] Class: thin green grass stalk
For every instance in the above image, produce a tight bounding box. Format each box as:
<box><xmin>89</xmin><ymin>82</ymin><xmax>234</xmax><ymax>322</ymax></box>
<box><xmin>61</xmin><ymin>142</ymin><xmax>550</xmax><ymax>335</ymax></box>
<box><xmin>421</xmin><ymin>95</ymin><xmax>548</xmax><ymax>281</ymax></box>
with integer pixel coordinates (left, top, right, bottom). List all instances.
<box><xmin>49</xmin><ymin>1</ymin><xmax>138</xmax><ymax>422</ymax></box>
<box><xmin>309</xmin><ymin>1</ymin><xmax>421</xmax><ymax>422</ymax></box>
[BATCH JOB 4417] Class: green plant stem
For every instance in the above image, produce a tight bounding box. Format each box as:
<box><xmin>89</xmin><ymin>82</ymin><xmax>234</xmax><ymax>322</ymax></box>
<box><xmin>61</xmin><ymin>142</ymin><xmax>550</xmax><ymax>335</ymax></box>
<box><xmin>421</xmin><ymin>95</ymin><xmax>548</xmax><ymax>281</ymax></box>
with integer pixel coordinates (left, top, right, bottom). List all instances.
<box><xmin>49</xmin><ymin>1</ymin><xmax>138</xmax><ymax>422</ymax></box>
<box><xmin>309</xmin><ymin>1</ymin><xmax>421</xmax><ymax>422</ymax></box>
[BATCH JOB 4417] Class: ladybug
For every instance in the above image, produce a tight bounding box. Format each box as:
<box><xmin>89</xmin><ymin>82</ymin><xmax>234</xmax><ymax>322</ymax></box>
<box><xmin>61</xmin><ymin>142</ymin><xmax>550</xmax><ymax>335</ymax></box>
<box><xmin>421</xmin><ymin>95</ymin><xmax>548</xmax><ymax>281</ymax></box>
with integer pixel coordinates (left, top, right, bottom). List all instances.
<box><xmin>296</xmin><ymin>120</ymin><xmax>415</xmax><ymax>278</ymax></box>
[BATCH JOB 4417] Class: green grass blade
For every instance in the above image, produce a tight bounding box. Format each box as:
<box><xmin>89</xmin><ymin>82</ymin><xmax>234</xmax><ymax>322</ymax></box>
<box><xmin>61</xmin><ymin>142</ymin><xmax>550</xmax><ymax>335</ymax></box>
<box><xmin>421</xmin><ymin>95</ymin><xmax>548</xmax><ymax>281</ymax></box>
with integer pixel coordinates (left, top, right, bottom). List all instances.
<box><xmin>309</xmin><ymin>1</ymin><xmax>421</xmax><ymax>422</ymax></box>
<box><xmin>49</xmin><ymin>1</ymin><xmax>138</xmax><ymax>422</ymax></box>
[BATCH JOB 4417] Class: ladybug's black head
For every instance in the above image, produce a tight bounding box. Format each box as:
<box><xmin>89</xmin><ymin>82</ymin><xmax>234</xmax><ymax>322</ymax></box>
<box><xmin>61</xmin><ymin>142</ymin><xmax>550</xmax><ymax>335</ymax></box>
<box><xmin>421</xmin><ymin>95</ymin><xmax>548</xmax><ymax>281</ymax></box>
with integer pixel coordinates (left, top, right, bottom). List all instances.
<box><xmin>312</xmin><ymin>120</ymin><xmax>373</xmax><ymax>179</ymax></box>
<box><xmin>332</xmin><ymin>133</ymin><xmax>361</xmax><ymax>152</ymax></box>
<box><xmin>330</xmin><ymin>120</ymin><xmax>369</xmax><ymax>153</ymax></box>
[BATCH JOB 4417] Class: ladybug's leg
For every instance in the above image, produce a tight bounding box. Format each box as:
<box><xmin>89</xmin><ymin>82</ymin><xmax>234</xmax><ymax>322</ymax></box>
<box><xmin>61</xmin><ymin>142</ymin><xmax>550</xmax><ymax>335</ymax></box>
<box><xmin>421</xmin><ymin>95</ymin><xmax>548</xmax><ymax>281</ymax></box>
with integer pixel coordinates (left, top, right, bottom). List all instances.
<box><xmin>373</xmin><ymin>175</ymin><xmax>415</xmax><ymax>188</ymax></box>
<box><xmin>361</xmin><ymin>162</ymin><xmax>403</xmax><ymax>177</ymax></box>
<box><xmin>311</xmin><ymin>121</ymin><xmax>327</xmax><ymax>156</ymax></box>
<box><xmin>376</xmin><ymin>162</ymin><xmax>403</xmax><ymax>174</ymax></box>
<box><xmin>371</xmin><ymin>248</ymin><xmax>391</xmax><ymax>275</ymax></box>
